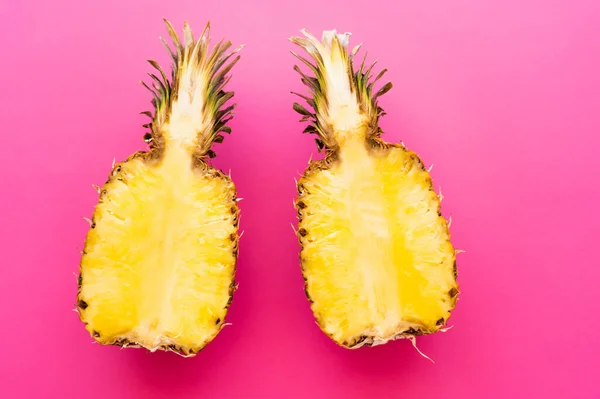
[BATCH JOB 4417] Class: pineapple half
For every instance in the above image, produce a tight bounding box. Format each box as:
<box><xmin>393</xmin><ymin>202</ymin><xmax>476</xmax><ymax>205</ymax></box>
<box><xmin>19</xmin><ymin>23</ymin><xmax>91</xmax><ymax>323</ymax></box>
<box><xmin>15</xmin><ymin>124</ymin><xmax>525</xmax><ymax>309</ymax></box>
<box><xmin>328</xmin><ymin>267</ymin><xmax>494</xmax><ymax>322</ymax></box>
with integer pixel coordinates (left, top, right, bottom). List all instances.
<box><xmin>290</xmin><ymin>30</ymin><xmax>459</xmax><ymax>350</ymax></box>
<box><xmin>76</xmin><ymin>20</ymin><xmax>243</xmax><ymax>357</ymax></box>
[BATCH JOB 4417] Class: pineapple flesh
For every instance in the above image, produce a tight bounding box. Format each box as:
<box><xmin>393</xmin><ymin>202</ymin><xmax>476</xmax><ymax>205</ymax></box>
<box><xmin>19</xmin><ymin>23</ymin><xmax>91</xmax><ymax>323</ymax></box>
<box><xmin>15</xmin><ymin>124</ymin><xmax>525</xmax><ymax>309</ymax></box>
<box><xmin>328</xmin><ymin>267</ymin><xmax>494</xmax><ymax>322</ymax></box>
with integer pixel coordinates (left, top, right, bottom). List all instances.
<box><xmin>291</xmin><ymin>30</ymin><xmax>459</xmax><ymax>349</ymax></box>
<box><xmin>76</xmin><ymin>20</ymin><xmax>242</xmax><ymax>357</ymax></box>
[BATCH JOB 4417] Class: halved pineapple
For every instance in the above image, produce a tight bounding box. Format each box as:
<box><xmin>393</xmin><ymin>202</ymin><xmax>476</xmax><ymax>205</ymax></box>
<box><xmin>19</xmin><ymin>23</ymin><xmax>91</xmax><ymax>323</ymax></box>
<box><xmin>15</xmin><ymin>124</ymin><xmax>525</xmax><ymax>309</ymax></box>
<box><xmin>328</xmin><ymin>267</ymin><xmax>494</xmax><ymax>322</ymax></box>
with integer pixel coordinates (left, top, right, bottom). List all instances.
<box><xmin>290</xmin><ymin>30</ymin><xmax>459</xmax><ymax>349</ymax></box>
<box><xmin>76</xmin><ymin>20</ymin><xmax>243</xmax><ymax>357</ymax></box>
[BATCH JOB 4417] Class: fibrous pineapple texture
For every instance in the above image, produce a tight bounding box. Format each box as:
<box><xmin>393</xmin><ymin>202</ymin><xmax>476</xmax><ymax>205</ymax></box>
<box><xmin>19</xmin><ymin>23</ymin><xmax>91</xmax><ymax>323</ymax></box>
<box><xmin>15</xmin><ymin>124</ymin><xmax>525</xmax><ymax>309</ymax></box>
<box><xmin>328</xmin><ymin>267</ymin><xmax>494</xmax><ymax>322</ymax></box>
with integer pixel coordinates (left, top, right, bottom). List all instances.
<box><xmin>76</xmin><ymin>20</ymin><xmax>243</xmax><ymax>357</ymax></box>
<box><xmin>290</xmin><ymin>30</ymin><xmax>459</xmax><ymax>349</ymax></box>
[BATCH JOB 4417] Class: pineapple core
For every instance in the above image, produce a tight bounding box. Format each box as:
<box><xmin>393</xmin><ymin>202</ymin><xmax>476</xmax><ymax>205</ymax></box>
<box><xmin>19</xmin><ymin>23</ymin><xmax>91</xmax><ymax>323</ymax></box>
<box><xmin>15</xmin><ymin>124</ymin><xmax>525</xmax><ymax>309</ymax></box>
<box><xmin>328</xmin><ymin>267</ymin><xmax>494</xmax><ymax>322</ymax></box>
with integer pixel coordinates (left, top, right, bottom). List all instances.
<box><xmin>77</xmin><ymin>20</ymin><xmax>241</xmax><ymax>356</ymax></box>
<box><xmin>292</xmin><ymin>29</ymin><xmax>458</xmax><ymax>348</ymax></box>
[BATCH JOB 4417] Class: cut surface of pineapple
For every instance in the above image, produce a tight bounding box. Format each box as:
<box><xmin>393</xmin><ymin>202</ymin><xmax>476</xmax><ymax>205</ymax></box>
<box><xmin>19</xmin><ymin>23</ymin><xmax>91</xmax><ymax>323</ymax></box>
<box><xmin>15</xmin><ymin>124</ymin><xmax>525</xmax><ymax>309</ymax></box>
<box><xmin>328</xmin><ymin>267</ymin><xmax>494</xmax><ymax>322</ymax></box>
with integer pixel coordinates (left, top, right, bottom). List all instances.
<box><xmin>77</xmin><ymin>20</ymin><xmax>242</xmax><ymax>356</ymax></box>
<box><xmin>291</xmin><ymin>30</ymin><xmax>459</xmax><ymax>349</ymax></box>
<box><xmin>80</xmin><ymin>151</ymin><xmax>238</xmax><ymax>352</ymax></box>
<box><xmin>298</xmin><ymin>141</ymin><xmax>457</xmax><ymax>347</ymax></box>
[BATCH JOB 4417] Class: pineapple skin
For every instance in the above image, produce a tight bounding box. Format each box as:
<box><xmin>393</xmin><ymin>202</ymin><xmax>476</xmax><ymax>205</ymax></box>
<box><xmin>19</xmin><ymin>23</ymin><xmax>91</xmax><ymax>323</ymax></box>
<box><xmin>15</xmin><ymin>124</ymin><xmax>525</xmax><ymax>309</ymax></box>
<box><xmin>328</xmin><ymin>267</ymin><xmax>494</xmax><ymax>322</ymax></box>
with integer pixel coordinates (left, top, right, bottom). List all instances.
<box><xmin>76</xmin><ymin>20</ymin><xmax>242</xmax><ymax>357</ymax></box>
<box><xmin>290</xmin><ymin>30</ymin><xmax>459</xmax><ymax>349</ymax></box>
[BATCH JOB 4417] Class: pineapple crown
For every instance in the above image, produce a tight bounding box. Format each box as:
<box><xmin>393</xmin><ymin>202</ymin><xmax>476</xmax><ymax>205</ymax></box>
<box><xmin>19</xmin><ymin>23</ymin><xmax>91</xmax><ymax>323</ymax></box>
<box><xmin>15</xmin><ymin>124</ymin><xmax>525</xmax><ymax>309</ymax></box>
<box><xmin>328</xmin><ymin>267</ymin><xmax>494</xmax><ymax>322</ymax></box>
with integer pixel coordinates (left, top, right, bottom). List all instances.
<box><xmin>141</xmin><ymin>19</ymin><xmax>243</xmax><ymax>158</ymax></box>
<box><xmin>289</xmin><ymin>29</ymin><xmax>393</xmax><ymax>151</ymax></box>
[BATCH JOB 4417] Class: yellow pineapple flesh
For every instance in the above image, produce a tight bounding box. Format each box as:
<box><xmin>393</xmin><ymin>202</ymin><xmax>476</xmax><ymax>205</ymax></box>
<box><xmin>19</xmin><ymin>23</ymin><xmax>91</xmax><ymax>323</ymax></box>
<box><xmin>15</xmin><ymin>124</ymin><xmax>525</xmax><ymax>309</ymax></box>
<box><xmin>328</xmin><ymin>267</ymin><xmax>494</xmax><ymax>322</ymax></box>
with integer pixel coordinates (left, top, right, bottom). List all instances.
<box><xmin>76</xmin><ymin>20</ymin><xmax>243</xmax><ymax>357</ymax></box>
<box><xmin>291</xmin><ymin>30</ymin><xmax>459</xmax><ymax>349</ymax></box>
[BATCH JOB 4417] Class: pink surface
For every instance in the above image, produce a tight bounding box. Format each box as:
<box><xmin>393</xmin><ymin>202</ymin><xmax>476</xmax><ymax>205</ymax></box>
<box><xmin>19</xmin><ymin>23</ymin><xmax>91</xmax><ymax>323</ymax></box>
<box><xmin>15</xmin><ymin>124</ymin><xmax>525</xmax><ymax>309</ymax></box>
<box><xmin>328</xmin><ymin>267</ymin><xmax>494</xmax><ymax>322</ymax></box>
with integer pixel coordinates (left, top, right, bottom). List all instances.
<box><xmin>2</xmin><ymin>0</ymin><xmax>600</xmax><ymax>398</ymax></box>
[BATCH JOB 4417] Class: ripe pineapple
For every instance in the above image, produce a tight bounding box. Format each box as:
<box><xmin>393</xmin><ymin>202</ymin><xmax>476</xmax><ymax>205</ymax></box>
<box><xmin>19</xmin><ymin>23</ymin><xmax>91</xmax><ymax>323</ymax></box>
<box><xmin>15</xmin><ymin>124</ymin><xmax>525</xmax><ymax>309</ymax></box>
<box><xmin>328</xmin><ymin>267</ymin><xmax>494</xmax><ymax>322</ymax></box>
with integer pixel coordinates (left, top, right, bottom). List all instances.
<box><xmin>76</xmin><ymin>20</ymin><xmax>243</xmax><ymax>357</ymax></box>
<box><xmin>290</xmin><ymin>30</ymin><xmax>459</xmax><ymax>350</ymax></box>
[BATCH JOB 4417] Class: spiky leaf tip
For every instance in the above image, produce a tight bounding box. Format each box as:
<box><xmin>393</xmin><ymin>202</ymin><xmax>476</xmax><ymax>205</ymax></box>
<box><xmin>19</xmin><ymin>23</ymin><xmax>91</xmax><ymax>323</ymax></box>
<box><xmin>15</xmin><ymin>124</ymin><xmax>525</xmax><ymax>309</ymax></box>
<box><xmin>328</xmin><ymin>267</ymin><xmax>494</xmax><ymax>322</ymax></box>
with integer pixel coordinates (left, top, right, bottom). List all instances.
<box><xmin>289</xmin><ymin>29</ymin><xmax>392</xmax><ymax>150</ymax></box>
<box><xmin>141</xmin><ymin>19</ymin><xmax>244</xmax><ymax>157</ymax></box>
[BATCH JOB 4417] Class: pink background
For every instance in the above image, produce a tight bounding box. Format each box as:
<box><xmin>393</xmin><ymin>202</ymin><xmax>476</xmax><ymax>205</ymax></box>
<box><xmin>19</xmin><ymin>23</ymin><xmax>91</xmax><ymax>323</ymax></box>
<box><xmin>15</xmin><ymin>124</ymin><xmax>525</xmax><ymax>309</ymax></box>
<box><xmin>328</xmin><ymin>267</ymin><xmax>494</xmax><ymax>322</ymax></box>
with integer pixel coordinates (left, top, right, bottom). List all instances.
<box><xmin>2</xmin><ymin>0</ymin><xmax>599</xmax><ymax>398</ymax></box>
